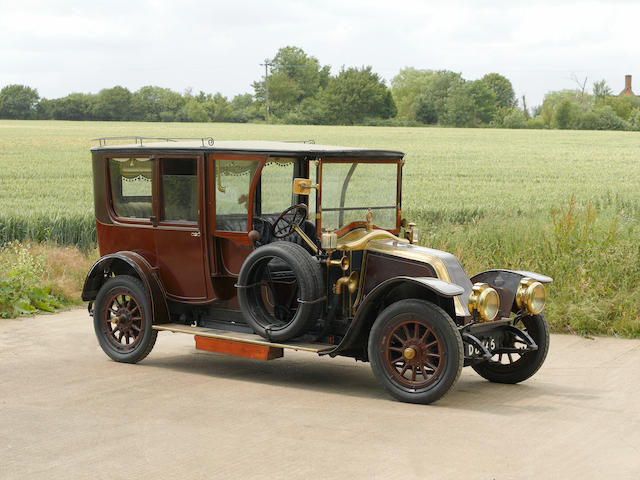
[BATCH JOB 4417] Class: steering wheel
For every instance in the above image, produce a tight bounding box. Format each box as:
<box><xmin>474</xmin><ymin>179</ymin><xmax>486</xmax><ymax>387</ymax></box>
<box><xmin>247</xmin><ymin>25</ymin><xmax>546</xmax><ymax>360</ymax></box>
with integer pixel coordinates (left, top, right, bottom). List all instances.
<box><xmin>271</xmin><ymin>204</ymin><xmax>308</xmax><ymax>238</ymax></box>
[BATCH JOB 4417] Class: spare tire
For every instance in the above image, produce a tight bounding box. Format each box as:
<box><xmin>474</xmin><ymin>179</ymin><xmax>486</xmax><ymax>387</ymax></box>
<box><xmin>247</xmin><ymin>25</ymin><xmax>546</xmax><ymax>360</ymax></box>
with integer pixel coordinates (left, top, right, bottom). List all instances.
<box><xmin>237</xmin><ymin>242</ymin><xmax>324</xmax><ymax>342</ymax></box>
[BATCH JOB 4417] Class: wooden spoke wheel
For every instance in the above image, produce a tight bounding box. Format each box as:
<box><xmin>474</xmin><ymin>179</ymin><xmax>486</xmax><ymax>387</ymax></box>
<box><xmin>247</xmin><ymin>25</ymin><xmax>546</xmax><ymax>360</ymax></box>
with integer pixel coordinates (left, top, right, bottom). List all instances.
<box><xmin>472</xmin><ymin>314</ymin><xmax>549</xmax><ymax>384</ymax></box>
<box><xmin>384</xmin><ymin>317</ymin><xmax>444</xmax><ymax>389</ymax></box>
<box><xmin>368</xmin><ymin>299</ymin><xmax>463</xmax><ymax>405</ymax></box>
<box><xmin>93</xmin><ymin>275</ymin><xmax>157</xmax><ymax>363</ymax></box>
<box><xmin>103</xmin><ymin>291</ymin><xmax>144</xmax><ymax>351</ymax></box>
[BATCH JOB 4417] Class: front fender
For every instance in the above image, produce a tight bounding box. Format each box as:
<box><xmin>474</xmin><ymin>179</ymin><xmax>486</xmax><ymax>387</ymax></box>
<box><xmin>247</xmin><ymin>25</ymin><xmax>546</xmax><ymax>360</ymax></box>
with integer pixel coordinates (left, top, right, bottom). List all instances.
<box><xmin>470</xmin><ymin>269</ymin><xmax>553</xmax><ymax>318</ymax></box>
<box><xmin>323</xmin><ymin>276</ymin><xmax>465</xmax><ymax>359</ymax></box>
<box><xmin>82</xmin><ymin>251</ymin><xmax>170</xmax><ymax>324</ymax></box>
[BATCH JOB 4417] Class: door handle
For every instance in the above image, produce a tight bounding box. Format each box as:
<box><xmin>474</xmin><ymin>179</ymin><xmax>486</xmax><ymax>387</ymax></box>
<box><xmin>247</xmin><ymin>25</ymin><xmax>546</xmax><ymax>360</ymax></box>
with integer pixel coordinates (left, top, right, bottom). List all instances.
<box><xmin>191</xmin><ymin>231</ymin><xmax>201</xmax><ymax>237</ymax></box>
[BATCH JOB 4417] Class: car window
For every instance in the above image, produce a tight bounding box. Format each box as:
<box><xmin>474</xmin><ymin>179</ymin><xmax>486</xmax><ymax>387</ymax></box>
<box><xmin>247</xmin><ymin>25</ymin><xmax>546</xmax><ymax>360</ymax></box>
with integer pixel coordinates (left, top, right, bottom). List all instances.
<box><xmin>161</xmin><ymin>158</ymin><xmax>197</xmax><ymax>223</ymax></box>
<box><xmin>321</xmin><ymin>162</ymin><xmax>397</xmax><ymax>231</ymax></box>
<box><xmin>215</xmin><ymin>159</ymin><xmax>260</xmax><ymax>231</ymax></box>
<box><xmin>109</xmin><ymin>157</ymin><xmax>153</xmax><ymax>220</ymax></box>
<box><xmin>260</xmin><ymin>158</ymin><xmax>296</xmax><ymax>215</ymax></box>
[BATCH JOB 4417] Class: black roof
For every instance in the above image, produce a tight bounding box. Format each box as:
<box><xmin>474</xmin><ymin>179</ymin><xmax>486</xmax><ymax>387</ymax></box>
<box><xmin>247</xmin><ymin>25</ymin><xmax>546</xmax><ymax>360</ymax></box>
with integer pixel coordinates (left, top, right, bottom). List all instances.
<box><xmin>91</xmin><ymin>139</ymin><xmax>404</xmax><ymax>159</ymax></box>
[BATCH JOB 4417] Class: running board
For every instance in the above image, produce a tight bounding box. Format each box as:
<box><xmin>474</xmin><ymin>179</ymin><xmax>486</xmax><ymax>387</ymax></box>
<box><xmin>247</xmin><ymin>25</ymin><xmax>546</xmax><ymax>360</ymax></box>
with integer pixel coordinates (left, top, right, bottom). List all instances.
<box><xmin>153</xmin><ymin>323</ymin><xmax>334</xmax><ymax>354</ymax></box>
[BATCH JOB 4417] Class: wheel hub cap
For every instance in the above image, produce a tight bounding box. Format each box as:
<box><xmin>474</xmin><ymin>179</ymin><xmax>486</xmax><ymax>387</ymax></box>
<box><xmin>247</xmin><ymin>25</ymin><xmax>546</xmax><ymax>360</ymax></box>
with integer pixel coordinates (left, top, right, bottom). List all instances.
<box><xmin>404</xmin><ymin>347</ymin><xmax>416</xmax><ymax>360</ymax></box>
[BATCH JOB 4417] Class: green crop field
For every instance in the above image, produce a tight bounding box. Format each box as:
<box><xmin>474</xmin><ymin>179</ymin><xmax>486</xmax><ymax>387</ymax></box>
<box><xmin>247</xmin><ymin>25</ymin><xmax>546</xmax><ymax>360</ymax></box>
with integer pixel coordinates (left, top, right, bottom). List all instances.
<box><xmin>1</xmin><ymin>120</ymin><xmax>640</xmax><ymax>335</ymax></box>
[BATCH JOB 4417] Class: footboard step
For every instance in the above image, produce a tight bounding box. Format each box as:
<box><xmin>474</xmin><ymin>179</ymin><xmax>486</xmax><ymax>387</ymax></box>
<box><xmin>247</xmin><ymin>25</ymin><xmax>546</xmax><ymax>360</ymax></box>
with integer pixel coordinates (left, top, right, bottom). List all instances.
<box><xmin>152</xmin><ymin>323</ymin><xmax>334</xmax><ymax>355</ymax></box>
<box><xmin>195</xmin><ymin>335</ymin><xmax>284</xmax><ymax>360</ymax></box>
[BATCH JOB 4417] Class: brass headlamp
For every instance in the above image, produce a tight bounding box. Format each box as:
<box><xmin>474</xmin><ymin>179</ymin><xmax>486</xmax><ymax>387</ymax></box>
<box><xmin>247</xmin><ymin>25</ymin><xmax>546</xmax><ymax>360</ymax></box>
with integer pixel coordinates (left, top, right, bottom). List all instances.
<box><xmin>516</xmin><ymin>277</ymin><xmax>546</xmax><ymax>315</ymax></box>
<box><xmin>468</xmin><ymin>283</ymin><xmax>500</xmax><ymax>322</ymax></box>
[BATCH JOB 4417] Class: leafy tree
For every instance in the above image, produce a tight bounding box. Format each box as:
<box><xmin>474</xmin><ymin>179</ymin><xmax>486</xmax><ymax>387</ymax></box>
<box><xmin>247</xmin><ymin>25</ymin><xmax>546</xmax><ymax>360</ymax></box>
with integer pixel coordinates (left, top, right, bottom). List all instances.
<box><xmin>201</xmin><ymin>93</ymin><xmax>234</xmax><ymax>122</ymax></box>
<box><xmin>178</xmin><ymin>100</ymin><xmax>209</xmax><ymax>122</ymax></box>
<box><xmin>414</xmin><ymin>94</ymin><xmax>438</xmax><ymax>124</ymax></box>
<box><xmin>270</xmin><ymin>46</ymin><xmax>330</xmax><ymax>98</ymax></box>
<box><xmin>319</xmin><ymin>66</ymin><xmax>396</xmax><ymax>125</ymax></box>
<box><xmin>92</xmin><ymin>86</ymin><xmax>132</xmax><ymax>121</ymax></box>
<box><xmin>602</xmin><ymin>95</ymin><xmax>639</xmax><ymax>120</ymax></box>
<box><xmin>230</xmin><ymin>93</ymin><xmax>258</xmax><ymax>122</ymax></box>
<box><xmin>418</xmin><ymin>71</ymin><xmax>464</xmax><ymax>122</ymax></box>
<box><xmin>391</xmin><ymin>68</ymin><xmax>437</xmax><ymax>120</ymax></box>
<box><xmin>130</xmin><ymin>86</ymin><xmax>185</xmax><ymax>121</ymax></box>
<box><xmin>36</xmin><ymin>98</ymin><xmax>55</xmax><ymax>119</ymax></box>
<box><xmin>442</xmin><ymin>82</ymin><xmax>474</xmax><ymax>127</ymax></box>
<box><xmin>480</xmin><ymin>73</ymin><xmax>516</xmax><ymax>109</ymax></box>
<box><xmin>46</xmin><ymin>93</ymin><xmax>95</xmax><ymax>120</ymax></box>
<box><xmin>555</xmin><ymin>100</ymin><xmax>573</xmax><ymax>129</ymax></box>
<box><xmin>0</xmin><ymin>84</ymin><xmax>40</xmax><ymax>119</ymax></box>
<box><xmin>539</xmin><ymin>90</ymin><xmax>585</xmax><ymax>128</ymax></box>
<box><xmin>593</xmin><ymin>79</ymin><xmax>612</xmax><ymax>103</ymax></box>
<box><xmin>253</xmin><ymin>46</ymin><xmax>330</xmax><ymax>120</ymax></box>
<box><xmin>443</xmin><ymin>80</ymin><xmax>495</xmax><ymax>127</ymax></box>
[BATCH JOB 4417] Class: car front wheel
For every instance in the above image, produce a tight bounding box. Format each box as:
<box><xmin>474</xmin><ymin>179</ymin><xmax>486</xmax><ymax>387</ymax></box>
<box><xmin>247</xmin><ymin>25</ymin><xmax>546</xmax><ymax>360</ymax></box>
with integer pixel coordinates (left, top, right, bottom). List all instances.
<box><xmin>471</xmin><ymin>313</ymin><xmax>549</xmax><ymax>384</ymax></box>
<box><xmin>368</xmin><ymin>299</ymin><xmax>464</xmax><ymax>404</ymax></box>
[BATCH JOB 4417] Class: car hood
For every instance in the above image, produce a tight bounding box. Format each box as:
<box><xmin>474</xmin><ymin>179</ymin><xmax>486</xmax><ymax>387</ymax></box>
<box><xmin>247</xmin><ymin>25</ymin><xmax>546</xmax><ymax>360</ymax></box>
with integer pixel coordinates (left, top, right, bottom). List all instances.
<box><xmin>365</xmin><ymin>238</ymin><xmax>474</xmax><ymax>315</ymax></box>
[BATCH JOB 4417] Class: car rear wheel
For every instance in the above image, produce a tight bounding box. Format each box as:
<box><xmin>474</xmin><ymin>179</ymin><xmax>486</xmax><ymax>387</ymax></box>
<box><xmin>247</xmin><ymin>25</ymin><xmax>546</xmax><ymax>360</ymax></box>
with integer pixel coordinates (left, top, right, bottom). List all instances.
<box><xmin>93</xmin><ymin>275</ymin><xmax>157</xmax><ymax>363</ymax></box>
<box><xmin>472</xmin><ymin>313</ymin><xmax>549</xmax><ymax>384</ymax></box>
<box><xmin>368</xmin><ymin>299</ymin><xmax>463</xmax><ymax>404</ymax></box>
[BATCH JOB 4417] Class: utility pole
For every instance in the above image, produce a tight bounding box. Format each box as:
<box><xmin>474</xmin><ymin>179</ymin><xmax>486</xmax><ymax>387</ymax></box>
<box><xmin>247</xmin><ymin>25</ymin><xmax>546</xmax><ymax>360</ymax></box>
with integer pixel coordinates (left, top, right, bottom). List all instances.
<box><xmin>260</xmin><ymin>59</ymin><xmax>272</xmax><ymax>123</ymax></box>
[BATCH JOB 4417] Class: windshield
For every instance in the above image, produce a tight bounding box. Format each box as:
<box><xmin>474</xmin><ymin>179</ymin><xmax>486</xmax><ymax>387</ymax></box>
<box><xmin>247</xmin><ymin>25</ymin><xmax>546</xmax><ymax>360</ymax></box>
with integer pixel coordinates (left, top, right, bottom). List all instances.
<box><xmin>320</xmin><ymin>161</ymin><xmax>398</xmax><ymax>231</ymax></box>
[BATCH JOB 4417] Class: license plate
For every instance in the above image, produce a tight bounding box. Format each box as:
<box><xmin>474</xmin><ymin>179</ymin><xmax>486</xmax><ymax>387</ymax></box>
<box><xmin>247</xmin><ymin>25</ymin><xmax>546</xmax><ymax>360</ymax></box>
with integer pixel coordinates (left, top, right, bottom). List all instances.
<box><xmin>466</xmin><ymin>337</ymin><xmax>497</xmax><ymax>357</ymax></box>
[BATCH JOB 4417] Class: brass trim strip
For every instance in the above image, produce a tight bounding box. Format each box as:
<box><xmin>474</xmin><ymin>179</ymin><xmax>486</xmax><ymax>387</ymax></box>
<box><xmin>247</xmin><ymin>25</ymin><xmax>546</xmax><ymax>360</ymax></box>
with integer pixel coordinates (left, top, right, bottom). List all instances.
<box><xmin>337</xmin><ymin>229</ymin><xmax>408</xmax><ymax>251</ymax></box>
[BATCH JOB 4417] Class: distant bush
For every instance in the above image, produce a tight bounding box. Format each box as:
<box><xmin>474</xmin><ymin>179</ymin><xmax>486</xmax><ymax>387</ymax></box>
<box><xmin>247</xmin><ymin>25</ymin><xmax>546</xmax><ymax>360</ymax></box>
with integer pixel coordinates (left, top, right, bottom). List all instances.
<box><xmin>501</xmin><ymin>108</ymin><xmax>527</xmax><ymax>129</ymax></box>
<box><xmin>527</xmin><ymin>117</ymin><xmax>545</xmax><ymax>129</ymax></box>
<box><xmin>578</xmin><ymin>111</ymin><xmax>599</xmax><ymax>130</ymax></box>
<box><xmin>627</xmin><ymin>109</ymin><xmax>640</xmax><ymax>131</ymax></box>
<box><xmin>595</xmin><ymin>106</ymin><xmax>630</xmax><ymax>131</ymax></box>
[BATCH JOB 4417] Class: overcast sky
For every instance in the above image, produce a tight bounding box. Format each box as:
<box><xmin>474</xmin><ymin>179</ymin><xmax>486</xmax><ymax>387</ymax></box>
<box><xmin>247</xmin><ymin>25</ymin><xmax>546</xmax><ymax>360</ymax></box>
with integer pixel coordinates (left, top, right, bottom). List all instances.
<box><xmin>1</xmin><ymin>0</ymin><xmax>638</xmax><ymax>108</ymax></box>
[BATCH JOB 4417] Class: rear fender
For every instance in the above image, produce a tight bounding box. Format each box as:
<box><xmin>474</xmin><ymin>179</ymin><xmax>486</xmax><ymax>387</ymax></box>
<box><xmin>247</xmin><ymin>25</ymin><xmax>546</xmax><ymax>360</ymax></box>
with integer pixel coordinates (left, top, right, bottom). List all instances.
<box><xmin>82</xmin><ymin>251</ymin><xmax>170</xmax><ymax>324</ymax></box>
<box><xmin>324</xmin><ymin>276</ymin><xmax>465</xmax><ymax>360</ymax></box>
<box><xmin>470</xmin><ymin>269</ymin><xmax>553</xmax><ymax>318</ymax></box>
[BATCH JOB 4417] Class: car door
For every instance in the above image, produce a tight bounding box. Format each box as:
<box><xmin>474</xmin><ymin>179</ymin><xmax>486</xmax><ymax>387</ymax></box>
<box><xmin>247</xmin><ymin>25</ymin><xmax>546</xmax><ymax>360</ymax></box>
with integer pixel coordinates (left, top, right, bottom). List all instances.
<box><xmin>154</xmin><ymin>156</ymin><xmax>209</xmax><ymax>301</ymax></box>
<box><xmin>209</xmin><ymin>154</ymin><xmax>264</xmax><ymax>277</ymax></box>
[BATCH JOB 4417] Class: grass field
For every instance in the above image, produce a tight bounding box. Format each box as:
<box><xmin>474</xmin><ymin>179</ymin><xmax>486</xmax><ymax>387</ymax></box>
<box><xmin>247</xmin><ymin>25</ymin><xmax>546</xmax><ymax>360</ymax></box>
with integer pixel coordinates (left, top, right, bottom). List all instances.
<box><xmin>1</xmin><ymin>120</ymin><xmax>640</xmax><ymax>336</ymax></box>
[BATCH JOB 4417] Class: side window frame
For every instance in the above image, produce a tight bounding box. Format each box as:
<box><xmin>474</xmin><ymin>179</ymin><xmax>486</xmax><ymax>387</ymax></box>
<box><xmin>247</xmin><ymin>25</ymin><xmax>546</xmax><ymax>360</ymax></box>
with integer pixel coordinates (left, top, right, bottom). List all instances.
<box><xmin>106</xmin><ymin>155</ymin><xmax>156</xmax><ymax>225</ymax></box>
<box><xmin>258</xmin><ymin>156</ymin><xmax>298</xmax><ymax>217</ymax></box>
<box><xmin>210</xmin><ymin>154</ymin><xmax>265</xmax><ymax>234</ymax></box>
<box><xmin>157</xmin><ymin>155</ymin><xmax>202</xmax><ymax>227</ymax></box>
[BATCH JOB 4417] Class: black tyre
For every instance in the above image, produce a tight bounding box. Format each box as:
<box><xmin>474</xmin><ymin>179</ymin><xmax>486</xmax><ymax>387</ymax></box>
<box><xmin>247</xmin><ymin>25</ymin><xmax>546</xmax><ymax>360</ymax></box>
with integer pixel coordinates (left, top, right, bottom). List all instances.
<box><xmin>472</xmin><ymin>314</ymin><xmax>549</xmax><ymax>384</ymax></box>
<box><xmin>93</xmin><ymin>275</ymin><xmax>157</xmax><ymax>363</ymax></box>
<box><xmin>237</xmin><ymin>242</ymin><xmax>323</xmax><ymax>342</ymax></box>
<box><xmin>368</xmin><ymin>299</ymin><xmax>464</xmax><ymax>405</ymax></box>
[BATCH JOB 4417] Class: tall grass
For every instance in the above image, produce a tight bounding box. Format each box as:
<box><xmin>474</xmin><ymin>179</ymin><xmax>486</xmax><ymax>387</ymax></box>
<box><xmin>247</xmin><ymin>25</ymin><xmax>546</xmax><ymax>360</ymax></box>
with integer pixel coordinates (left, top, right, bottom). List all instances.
<box><xmin>1</xmin><ymin>120</ymin><xmax>639</xmax><ymax>335</ymax></box>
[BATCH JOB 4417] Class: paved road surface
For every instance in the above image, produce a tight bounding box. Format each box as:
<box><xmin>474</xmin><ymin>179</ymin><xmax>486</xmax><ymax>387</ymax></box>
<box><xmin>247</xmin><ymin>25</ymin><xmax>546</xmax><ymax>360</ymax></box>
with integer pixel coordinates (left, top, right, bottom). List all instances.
<box><xmin>1</xmin><ymin>309</ymin><xmax>639</xmax><ymax>479</ymax></box>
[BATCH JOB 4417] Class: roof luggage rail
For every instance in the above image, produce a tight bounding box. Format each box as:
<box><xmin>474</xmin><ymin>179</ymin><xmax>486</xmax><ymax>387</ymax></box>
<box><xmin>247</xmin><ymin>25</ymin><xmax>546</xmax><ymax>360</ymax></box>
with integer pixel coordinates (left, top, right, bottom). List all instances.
<box><xmin>92</xmin><ymin>136</ymin><xmax>214</xmax><ymax>147</ymax></box>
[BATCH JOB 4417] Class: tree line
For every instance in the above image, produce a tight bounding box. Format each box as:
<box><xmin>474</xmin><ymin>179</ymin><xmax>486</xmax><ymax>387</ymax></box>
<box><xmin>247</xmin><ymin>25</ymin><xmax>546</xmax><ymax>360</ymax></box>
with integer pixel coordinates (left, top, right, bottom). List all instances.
<box><xmin>1</xmin><ymin>45</ymin><xmax>639</xmax><ymax>131</ymax></box>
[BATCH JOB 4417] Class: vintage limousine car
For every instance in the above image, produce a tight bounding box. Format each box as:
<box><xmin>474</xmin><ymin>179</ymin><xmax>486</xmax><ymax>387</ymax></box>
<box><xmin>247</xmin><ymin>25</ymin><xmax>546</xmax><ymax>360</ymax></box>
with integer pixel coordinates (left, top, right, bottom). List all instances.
<box><xmin>83</xmin><ymin>137</ymin><xmax>551</xmax><ymax>404</ymax></box>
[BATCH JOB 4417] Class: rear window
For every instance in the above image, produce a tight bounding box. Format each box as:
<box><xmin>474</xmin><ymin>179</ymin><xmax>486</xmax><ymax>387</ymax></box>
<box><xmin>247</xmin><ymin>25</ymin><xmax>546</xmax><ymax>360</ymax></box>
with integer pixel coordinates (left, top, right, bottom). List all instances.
<box><xmin>109</xmin><ymin>157</ymin><xmax>153</xmax><ymax>219</ymax></box>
